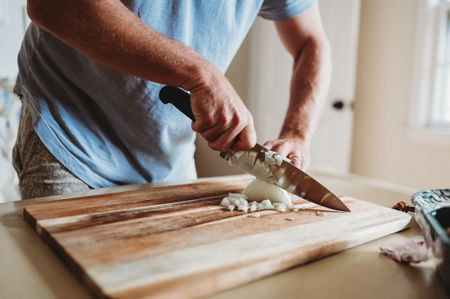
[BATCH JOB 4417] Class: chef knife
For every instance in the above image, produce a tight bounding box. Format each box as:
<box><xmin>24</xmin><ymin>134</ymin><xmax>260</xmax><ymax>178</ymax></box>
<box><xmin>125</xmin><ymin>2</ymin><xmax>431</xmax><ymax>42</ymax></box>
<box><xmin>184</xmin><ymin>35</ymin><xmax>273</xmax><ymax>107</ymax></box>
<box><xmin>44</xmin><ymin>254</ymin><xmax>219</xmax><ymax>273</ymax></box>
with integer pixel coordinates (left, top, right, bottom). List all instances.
<box><xmin>159</xmin><ymin>85</ymin><xmax>350</xmax><ymax>212</ymax></box>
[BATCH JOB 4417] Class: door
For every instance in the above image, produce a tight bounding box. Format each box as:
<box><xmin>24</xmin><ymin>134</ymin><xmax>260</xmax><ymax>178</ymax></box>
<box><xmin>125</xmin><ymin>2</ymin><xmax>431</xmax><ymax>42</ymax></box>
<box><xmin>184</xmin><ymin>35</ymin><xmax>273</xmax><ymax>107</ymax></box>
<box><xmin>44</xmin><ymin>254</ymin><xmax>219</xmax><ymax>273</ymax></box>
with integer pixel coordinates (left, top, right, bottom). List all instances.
<box><xmin>246</xmin><ymin>0</ymin><xmax>361</xmax><ymax>173</ymax></box>
<box><xmin>311</xmin><ymin>0</ymin><xmax>361</xmax><ymax>172</ymax></box>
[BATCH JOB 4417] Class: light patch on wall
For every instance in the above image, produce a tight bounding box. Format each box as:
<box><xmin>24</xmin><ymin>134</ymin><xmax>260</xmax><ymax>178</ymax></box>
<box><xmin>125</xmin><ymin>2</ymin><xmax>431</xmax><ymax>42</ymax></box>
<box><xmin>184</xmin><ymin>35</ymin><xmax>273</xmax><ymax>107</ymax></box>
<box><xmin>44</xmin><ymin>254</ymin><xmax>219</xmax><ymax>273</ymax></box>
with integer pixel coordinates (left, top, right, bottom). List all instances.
<box><xmin>22</xmin><ymin>5</ymin><xmax>30</xmax><ymax>32</ymax></box>
<box><xmin>0</xmin><ymin>0</ymin><xmax>6</xmax><ymax>25</ymax></box>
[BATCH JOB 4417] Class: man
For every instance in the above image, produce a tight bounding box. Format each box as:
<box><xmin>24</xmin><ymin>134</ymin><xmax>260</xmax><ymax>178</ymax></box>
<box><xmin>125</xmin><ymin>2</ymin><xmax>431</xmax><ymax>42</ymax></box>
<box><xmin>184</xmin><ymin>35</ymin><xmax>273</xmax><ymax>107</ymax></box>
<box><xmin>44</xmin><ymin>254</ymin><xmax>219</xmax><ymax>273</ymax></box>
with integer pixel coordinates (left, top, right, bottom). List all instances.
<box><xmin>13</xmin><ymin>0</ymin><xmax>330</xmax><ymax>199</ymax></box>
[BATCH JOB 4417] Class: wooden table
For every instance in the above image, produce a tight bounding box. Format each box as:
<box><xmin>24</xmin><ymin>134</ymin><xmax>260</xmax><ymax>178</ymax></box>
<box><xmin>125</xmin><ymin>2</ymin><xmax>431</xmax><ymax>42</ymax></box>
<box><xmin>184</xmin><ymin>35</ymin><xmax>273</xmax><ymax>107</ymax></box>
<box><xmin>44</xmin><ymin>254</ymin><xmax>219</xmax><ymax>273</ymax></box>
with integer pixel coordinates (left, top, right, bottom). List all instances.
<box><xmin>0</xmin><ymin>170</ymin><xmax>446</xmax><ymax>299</ymax></box>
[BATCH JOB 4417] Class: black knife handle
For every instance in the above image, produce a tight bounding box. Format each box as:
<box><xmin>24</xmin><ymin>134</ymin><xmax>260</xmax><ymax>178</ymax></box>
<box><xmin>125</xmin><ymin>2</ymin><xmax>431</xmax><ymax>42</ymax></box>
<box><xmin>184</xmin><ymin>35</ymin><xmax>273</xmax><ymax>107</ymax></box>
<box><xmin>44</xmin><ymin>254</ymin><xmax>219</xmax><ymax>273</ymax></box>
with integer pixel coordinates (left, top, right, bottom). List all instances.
<box><xmin>159</xmin><ymin>86</ymin><xmax>196</xmax><ymax>121</ymax></box>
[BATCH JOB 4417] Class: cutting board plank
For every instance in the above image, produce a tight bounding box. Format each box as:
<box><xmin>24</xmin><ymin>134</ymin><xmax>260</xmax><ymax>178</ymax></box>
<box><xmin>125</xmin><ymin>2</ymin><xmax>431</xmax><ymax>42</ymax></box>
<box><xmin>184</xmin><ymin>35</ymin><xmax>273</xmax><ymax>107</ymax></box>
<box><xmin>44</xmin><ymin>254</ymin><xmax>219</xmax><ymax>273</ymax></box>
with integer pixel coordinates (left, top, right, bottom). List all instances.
<box><xmin>23</xmin><ymin>176</ymin><xmax>411</xmax><ymax>299</ymax></box>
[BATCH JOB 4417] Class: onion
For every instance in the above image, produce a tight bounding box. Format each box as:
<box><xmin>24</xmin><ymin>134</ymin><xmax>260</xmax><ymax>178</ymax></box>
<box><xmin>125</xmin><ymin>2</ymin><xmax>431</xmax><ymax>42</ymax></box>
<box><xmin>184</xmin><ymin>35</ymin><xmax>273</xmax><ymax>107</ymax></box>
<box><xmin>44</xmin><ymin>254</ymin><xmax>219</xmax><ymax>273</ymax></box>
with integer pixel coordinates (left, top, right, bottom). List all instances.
<box><xmin>243</xmin><ymin>179</ymin><xmax>292</xmax><ymax>204</ymax></box>
<box><xmin>219</xmin><ymin>178</ymin><xmax>296</xmax><ymax>213</ymax></box>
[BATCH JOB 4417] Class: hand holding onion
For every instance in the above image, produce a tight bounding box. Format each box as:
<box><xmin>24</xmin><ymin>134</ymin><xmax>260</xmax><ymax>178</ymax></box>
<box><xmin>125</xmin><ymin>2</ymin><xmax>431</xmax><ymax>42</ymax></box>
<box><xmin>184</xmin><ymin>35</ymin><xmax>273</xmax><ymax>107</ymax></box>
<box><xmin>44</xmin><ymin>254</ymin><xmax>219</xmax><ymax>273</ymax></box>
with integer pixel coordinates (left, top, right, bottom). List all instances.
<box><xmin>263</xmin><ymin>137</ymin><xmax>311</xmax><ymax>170</ymax></box>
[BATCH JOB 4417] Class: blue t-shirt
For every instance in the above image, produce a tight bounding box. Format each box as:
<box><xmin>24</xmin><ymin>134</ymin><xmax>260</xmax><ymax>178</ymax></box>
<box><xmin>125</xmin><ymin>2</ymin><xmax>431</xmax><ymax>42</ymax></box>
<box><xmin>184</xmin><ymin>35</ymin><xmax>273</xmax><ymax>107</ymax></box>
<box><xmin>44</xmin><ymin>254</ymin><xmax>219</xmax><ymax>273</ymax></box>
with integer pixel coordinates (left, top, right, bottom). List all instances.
<box><xmin>14</xmin><ymin>0</ymin><xmax>316</xmax><ymax>188</ymax></box>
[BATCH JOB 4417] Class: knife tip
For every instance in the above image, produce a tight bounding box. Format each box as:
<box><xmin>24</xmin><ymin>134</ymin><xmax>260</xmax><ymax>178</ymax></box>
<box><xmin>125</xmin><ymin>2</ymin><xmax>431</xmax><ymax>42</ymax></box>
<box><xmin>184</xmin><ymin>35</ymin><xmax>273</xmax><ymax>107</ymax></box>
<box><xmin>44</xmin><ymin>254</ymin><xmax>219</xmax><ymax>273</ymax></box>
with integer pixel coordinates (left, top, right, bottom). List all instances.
<box><xmin>332</xmin><ymin>199</ymin><xmax>351</xmax><ymax>212</ymax></box>
<box><xmin>342</xmin><ymin>205</ymin><xmax>351</xmax><ymax>212</ymax></box>
<box><xmin>338</xmin><ymin>201</ymin><xmax>351</xmax><ymax>212</ymax></box>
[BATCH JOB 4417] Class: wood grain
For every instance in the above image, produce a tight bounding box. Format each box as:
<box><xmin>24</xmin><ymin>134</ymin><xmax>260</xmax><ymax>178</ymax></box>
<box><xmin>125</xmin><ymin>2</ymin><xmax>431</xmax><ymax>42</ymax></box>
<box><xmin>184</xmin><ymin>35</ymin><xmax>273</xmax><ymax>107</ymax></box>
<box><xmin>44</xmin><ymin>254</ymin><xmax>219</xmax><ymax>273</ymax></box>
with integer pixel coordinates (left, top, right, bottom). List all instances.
<box><xmin>23</xmin><ymin>176</ymin><xmax>411</xmax><ymax>299</ymax></box>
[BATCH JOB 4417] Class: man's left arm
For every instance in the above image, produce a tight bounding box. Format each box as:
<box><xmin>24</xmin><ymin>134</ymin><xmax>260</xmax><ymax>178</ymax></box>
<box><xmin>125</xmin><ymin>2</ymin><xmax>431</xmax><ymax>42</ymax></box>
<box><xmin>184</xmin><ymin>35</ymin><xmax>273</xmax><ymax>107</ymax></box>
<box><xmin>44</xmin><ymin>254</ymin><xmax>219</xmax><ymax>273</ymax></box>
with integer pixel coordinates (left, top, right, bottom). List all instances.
<box><xmin>264</xmin><ymin>5</ymin><xmax>331</xmax><ymax>169</ymax></box>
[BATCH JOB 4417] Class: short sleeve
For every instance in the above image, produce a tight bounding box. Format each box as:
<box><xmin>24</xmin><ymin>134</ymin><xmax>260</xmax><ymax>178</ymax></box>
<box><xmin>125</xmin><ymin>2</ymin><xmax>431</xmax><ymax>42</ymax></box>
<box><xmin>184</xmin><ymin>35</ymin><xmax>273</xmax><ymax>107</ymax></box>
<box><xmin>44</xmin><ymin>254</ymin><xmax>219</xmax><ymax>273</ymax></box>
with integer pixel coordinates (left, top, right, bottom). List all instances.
<box><xmin>258</xmin><ymin>0</ymin><xmax>318</xmax><ymax>21</ymax></box>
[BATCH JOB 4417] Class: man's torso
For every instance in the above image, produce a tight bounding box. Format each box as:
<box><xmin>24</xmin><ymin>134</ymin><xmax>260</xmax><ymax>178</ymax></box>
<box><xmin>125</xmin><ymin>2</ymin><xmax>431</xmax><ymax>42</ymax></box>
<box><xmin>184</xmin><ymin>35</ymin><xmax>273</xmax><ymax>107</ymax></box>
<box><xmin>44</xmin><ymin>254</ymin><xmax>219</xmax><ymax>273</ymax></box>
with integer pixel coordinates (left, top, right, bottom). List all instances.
<box><xmin>14</xmin><ymin>0</ymin><xmax>313</xmax><ymax>188</ymax></box>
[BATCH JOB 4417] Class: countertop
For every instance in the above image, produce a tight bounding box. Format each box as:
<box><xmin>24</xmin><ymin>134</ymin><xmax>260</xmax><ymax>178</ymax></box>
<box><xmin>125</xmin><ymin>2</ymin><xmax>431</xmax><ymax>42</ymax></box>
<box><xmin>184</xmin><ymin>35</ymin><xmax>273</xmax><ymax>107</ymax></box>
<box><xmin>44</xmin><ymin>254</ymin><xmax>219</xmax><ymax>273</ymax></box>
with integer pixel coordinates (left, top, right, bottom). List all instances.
<box><xmin>0</xmin><ymin>170</ymin><xmax>447</xmax><ymax>299</ymax></box>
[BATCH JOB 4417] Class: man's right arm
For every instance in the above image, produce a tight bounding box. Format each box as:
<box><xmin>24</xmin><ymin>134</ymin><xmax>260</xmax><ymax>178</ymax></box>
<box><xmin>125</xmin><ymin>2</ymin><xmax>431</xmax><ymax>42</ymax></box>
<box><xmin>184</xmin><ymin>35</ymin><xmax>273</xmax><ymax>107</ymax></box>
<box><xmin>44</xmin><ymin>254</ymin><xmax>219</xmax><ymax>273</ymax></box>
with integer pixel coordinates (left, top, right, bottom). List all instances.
<box><xmin>27</xmin><ymin>0</ymin><xmax>256</xmax><ymax>151</ymax></box>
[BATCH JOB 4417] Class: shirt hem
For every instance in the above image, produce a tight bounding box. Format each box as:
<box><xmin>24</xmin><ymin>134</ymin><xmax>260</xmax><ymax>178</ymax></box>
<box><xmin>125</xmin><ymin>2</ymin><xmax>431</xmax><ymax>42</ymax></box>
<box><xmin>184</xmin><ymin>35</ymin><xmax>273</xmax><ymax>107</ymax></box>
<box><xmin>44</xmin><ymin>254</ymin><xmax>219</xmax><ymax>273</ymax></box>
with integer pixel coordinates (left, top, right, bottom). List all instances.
<box><xmin>259</xmin><ymin>0</ymin><xmax>317</xmax><ymax>21</ymax></box>
<box><xmin>34</xmin><ymin>118</ymin><xmax>114</xmax><ymax>189</ymax></box>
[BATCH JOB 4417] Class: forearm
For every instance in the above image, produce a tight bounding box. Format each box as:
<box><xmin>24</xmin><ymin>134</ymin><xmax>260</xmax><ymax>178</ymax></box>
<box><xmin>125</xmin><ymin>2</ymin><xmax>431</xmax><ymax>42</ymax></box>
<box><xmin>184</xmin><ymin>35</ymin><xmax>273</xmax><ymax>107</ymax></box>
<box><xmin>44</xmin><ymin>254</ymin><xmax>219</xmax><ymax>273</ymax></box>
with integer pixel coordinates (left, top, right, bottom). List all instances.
<box><xmin>280</xmin><ymin>38</ymin><xmax>331</xmax><ymax>143</ymax></box>
<box><xmin>27</xmin><ymin>0</ymin><xmax>214</xmax><ymax>90</ymax></box>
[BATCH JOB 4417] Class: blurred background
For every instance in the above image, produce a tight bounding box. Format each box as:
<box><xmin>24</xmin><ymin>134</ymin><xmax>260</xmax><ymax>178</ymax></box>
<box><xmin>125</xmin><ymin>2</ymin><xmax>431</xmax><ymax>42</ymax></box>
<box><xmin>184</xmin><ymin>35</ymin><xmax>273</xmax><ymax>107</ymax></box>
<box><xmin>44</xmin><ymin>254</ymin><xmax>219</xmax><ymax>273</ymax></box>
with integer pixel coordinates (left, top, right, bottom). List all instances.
<box><xmin>1</xmin><ymin>0</ymin><xmax>449</xmax><ymax>203</ymax></box>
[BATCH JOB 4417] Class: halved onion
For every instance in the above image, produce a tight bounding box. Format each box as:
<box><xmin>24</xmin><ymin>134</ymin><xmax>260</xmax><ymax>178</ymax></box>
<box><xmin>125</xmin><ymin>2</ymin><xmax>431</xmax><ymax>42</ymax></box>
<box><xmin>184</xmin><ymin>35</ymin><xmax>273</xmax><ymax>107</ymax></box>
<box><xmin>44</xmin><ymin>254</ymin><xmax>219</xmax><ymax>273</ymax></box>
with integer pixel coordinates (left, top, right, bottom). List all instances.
<box><xmin>243</xmin><ymin>179</ymin><xmax>292</xmax><ymax>205</ymax></box>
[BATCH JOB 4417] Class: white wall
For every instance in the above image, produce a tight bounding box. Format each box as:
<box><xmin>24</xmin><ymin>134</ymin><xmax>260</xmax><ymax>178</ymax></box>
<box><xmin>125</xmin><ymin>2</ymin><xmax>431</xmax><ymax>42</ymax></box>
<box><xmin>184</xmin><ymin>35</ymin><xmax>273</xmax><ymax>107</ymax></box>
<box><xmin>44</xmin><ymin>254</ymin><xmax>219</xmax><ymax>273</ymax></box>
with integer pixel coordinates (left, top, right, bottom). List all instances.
<box><xmin>351</xmin><ymin>0</ymin><xmax>450</xmax><ymax>189</ymax></box>
<box><xmin>0</xmin><ymin>0</ymin><xmax>26</xmax><ymax>202</ymax></box>
<box><xmin>0</xmin><ymin>0</ymin><xmax>27</xmax><ymax>78</ymax></box>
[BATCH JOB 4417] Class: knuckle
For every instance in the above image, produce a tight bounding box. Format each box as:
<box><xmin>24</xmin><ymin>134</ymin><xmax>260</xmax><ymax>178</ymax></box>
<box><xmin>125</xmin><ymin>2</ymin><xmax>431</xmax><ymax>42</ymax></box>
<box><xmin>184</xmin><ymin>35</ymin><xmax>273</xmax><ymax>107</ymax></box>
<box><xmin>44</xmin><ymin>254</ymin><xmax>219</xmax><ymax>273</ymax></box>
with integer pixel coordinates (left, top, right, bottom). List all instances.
<box><xmin>191</xmin><ymin>122</ymin><xmax>203</xmax><ymax>133</ymax></box>
<box><xmin>209</xmin><ymin>142</ymin><xmax>227</xmax><ymax>152</ymax></box>
<box><xmin>217</xmin><ymin>113</ymin><xmax>228</xmax><ymax>124</ymax></box>
<box><xmin>194</xmin><ymin>118</ymin><xmax>216</xmax><ymax>132</ymax></box>
<box><xmin>232</xmin><ymin>115</ymin><xmax>241</xmax><ymax>127</ymax></box>
<box><xmin>203</xmin><ymin>117</ymin><xmax>215</xmax><ymax>127</ymax></box>
<box><xmin>202</xmin><ymin>132</ymin><xmax>217</xmax><ymax>142</ymax></box>
<box><xmin>201</xmin><ymin>133</ymin><xmax>212</xmax><ymax>142</ymax></box>
<box><xmin>233</xmin><ymin>111</ymin><xmax>242</xmax><ymax>122</ymax></box>
<box><xmin>209</xmin><ymin>144</ymin><xmax>219</xmax><ymax>151</ymax></box>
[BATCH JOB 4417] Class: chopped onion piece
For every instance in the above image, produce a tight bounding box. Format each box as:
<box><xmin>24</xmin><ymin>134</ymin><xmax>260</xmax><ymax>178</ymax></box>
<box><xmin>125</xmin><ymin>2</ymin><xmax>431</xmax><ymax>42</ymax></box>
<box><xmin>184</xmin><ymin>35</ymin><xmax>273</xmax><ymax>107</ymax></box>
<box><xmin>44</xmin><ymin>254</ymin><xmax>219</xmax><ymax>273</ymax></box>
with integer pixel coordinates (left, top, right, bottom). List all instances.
<box><xmin>220</xmin><ymin>197</ymin><xmax>231</xmax><ymax>206</ymax></box>
<box><xmin>286</xmin><ymin>185</ymin><xmax>296</xmax><ymax>193</ymax></box>
<box><xmin>274</xmin><ymin>155</ymin><xmax>283</xmax><ymax>166</ymax></box>
<box><xmin>234</xmin><ymin>151</ymin><xmax>244</xmax><ymax>159</ymax></box>
<box><xmin>283</xmin><ymin>156</ymin><xmax>292</xmax><ymax>163</ymax></box>
<box><xmin>219</xmin><ymin>179</ymin><xmax>298</xmax><ymax>214</ymax></box>
<box><xmin>224</xmin><ymin>152</ymin><xmax>231</xmax><ymax>160</ymax></box>
<box><xmin>275</xmin><ymin>204</ymin><xmax>287</xmax><ymax>212</ymax></box>
<box><xmin>249</xmin><ymin>212</ymin><xmax>261</xmax><ymax>218</ymax></box>
<box><xmin>226</xmin><ymin>158</ymin><xmax>233</xmax><ymax>166</ymax></box>
<box><xmin>237</xmin><ymin>204</ymin><xmax>249</xmax><ymax>213</ymax></box>
<box><xmin>260</xmin><ymin>199</ymin><xmax>274</xmax><ymax>209</ymax></box>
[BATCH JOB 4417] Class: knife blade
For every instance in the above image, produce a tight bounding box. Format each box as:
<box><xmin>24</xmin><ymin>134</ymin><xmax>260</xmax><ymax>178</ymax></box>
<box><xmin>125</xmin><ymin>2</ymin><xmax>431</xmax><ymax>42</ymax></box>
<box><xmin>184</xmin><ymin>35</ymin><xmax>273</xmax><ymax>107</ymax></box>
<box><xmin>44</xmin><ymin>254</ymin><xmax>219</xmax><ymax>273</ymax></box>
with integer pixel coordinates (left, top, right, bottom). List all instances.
<box><xmin>159</xmin><ymin>85</ymin><xmax>351</xmax><ymax>212</ymax></box>
<box><xmin>220</xmin><ymin>144</ymin><xmax>350</xmax><ymax>212</ymax></box>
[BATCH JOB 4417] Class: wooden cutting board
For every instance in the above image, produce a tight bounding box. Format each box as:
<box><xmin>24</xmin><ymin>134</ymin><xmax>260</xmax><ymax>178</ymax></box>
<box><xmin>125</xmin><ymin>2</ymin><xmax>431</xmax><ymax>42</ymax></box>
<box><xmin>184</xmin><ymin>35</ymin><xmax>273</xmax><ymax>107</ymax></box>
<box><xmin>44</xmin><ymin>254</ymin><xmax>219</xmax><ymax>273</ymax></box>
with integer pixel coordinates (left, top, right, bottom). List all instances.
<box><xmin>23</xmin><ymin>176</ymin><xmax>411</xmax><ymax>299</ymax></box>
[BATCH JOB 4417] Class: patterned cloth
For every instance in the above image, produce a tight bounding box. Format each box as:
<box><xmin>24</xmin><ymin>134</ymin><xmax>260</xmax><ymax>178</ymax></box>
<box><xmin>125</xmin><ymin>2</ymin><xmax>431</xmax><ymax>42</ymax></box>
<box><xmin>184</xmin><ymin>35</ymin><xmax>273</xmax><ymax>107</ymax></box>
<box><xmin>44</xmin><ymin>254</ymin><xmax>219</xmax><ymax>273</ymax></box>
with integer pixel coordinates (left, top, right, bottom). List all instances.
<box><xmin>12</xmin><ymin>104</ymin><xmax>90</xmax><ymax>200</ymax></box>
